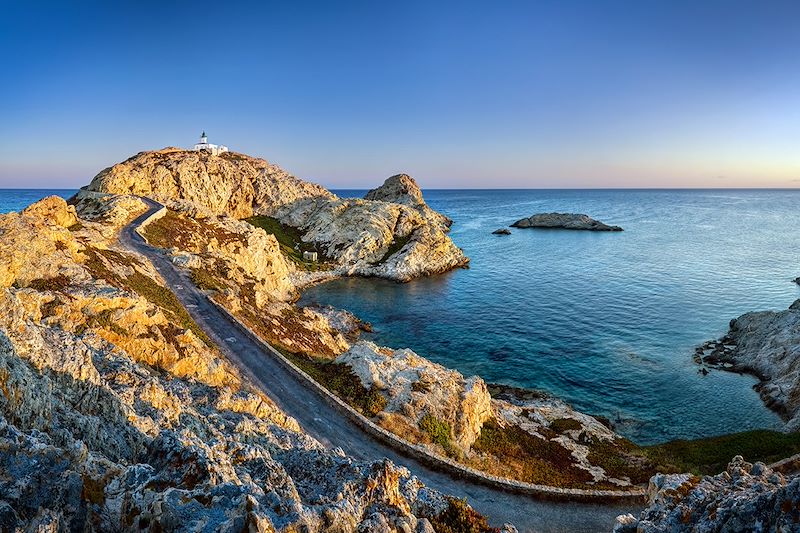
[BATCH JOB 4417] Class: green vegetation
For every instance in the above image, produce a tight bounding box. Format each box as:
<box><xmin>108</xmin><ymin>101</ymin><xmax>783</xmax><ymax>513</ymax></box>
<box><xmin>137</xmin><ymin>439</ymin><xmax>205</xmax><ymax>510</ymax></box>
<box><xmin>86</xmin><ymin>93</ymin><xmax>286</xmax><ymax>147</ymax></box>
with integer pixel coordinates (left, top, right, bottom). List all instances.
<box><xmin>641</xmin><ymin>429</ymin><xmax>800</xmax><ymax>475</ymax></box>
<box><xmin>244</xmin><ymin>215</ymin><xmax>329</xmax><ymax>271</ymax></box>
<box><xmin>144</xmin><ymin>210</ymin><xmax>246</xmax><ymax>251</ymax></box>
<box><xmin>191</xmin><ymin>267</ymin><xmax>226</xmax><ymax>292</ymax></box>
<box><xmin>430</xmin><ymin>498</ymin><xmax>498</xmax><ymax>533</ymax></box>
<box><xmin>27</xmin><ymin>274</ymin><xmax>71</xmax><ymax>292</ymax></box>
<box><xmin>471</xmin><ymin>420</ymin><xmax>594</xmax><ymax>487</ymax></box>
<box><xmin>280</xmin><ymin>349</ymin><xmax>387</xmax><ymax>417</ymax></box>
<box><xmin>419</xmin><ymin>414</ymin><xmax>453</xmax><ymax>449</ymax></box>
<box><xmin>549</xmin><ymin>417</ymin><xmax>583</xmax><ymax>434</ymax></box>
<box><xmin>373</xmin><ymin>234</ymin><xmax>412</xmax><ymax>265</ymax></box>
<box><xmin>80</xmin><ymin>246</ymin><xmax>211</xmax><ymax>346</ymax></box>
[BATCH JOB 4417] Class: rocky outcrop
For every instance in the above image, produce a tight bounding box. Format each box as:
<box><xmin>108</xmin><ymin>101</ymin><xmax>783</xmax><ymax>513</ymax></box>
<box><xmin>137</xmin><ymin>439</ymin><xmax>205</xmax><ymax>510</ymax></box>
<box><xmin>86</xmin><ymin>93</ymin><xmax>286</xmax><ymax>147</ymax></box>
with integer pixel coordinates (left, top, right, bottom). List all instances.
<box><xmin>698</xmin><ymin>300</ymin><xmax>800</xmax><ymax>430</ymax></box>
<box><xmin>80</xmin><ymin>149</ymin><xmax>468</xmax><ymax>283</ymax></box>
<box><xmin>511</xmin><ymin>213</ymin><xmax>623</xmax><ymax>231</ymax></box>
<box><xmin>0</xmin><ymin>197</ymin><xmax>479</xmax><ymax>532</ymax></box>
<box><xmin>492</xmin><ymin>228</ymin><xmax>511</xmax><ymax>235</ymax></box>
<box><xmin>336</xmin><ymin>342</ymin><xmax>493</xmax><ymax>452</ymax></box>
<box><xmin>614</xmin><ymin>456</ymin><xmax>800</xmax><ymax>532</ymax></box>
<box><xmin>79</xmin><ymin>148</ymin><xmax>333</xmax><ymax>219</ymax></box>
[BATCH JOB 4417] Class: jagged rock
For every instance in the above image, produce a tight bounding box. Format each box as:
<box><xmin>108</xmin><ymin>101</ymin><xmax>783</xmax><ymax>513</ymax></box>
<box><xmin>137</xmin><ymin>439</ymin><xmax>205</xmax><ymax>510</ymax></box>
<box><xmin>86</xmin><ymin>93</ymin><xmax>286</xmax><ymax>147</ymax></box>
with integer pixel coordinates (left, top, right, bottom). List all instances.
<box><xmin>703</xmin><ymin>300</ymin><xmax>800</xmax><ymax>430</ymax></box>
<box><xmin>511</xmin><ymin>213</ymin><xmax>623</xmax><ymax>231</ymax></box>
<box><xmin>336</xmin><ymin>341</ymin><xmax>492</xmax><ymax>451</ymax></box>
<box><xmin>79</xmin><ymin>148</ymin><xmax>468</xmax><ymax>283</ymax></box>
<box><xmin>616</xmin><ymin>456</ymin><xmax>800</xmax><ymax>532</ymax></box>
<box><xmin>0</xmin><ymin>201</ymin><xmax>473</xmax><ymax>532</ymax></box>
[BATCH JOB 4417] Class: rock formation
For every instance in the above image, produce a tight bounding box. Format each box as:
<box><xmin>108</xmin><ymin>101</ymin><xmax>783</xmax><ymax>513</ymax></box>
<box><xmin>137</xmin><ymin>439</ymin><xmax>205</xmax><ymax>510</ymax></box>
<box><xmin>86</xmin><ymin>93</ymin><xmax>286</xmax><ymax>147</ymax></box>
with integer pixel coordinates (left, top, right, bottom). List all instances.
<box><xmin>492</xmin><ymin>228</ymin><xmax>511</xmax><ymax>235</ymax></box>
<box><xmin>614</xmin><ymin>456</ymin><xmax>799</xmax><ymax>532</ymax></box>
<box><xmin>0</xmin><ymin>196</ymin><xmax>482</xmax><ymax>532</ymax></box>
<box><xmin>78</xmin><ymin>149</ymin><xmax>468</xmax><ymax>283</ymax></box>
<box><xmin>511</xmin><ymin>213</ymin><xmax>623</xmax><ymax>231</ymax></box>
<box><xmin>698</xmin><ymin>299</ymin><xmax>800</xmax><ymax>430</ymax></box>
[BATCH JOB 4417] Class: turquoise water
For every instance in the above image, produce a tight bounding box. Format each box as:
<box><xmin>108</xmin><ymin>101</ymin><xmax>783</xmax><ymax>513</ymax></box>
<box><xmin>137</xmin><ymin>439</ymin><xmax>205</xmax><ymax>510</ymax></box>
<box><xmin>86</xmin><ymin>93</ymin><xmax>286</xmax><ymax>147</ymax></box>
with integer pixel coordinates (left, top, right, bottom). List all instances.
<box><xmin>302</xmin><ymin>189</ymin><xmax>800</xmax><ymax>444</ymax></box>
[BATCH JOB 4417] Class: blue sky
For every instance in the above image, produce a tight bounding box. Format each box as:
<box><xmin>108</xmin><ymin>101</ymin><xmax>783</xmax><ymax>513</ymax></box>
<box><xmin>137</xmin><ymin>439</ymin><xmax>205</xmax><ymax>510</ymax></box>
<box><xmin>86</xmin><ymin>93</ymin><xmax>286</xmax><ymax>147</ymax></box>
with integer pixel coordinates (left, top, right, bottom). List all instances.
<box><xmin>1</xmin><ymin>1</ymin><xmax>799</xmax><ymax>189</ymax></box>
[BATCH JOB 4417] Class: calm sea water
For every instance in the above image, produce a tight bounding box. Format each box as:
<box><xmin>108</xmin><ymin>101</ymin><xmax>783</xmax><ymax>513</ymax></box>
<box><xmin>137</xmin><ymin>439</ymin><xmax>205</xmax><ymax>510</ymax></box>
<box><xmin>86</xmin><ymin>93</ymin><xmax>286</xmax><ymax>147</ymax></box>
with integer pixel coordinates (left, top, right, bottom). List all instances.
<box><xmin>3</xmin><ymin>188</ymin><xmax>794</xmax><ymax>444</ymax></box>
<box><xmin>0</xmin><ymin>189</ymin><xmax>75</xmax><ymax>213</ymax></box>
<box><xmin>301</xmin><ymin>189</ymin><xmax>800</xmax><ymax>445</ymax></box>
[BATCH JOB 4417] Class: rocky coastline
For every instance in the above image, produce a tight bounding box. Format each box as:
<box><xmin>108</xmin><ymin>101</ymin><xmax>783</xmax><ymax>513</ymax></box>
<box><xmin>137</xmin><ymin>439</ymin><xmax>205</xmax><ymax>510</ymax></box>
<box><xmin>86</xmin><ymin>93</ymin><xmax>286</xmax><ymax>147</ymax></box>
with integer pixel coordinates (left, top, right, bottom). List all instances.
<box><xmin>511</xmin><ymin>213</ymin><xmax>623</xmax><ymax>231</ymax></box>
<box><xmin>695</xmin><ymin>299</ymin><xmax>800</xmax><ymax>429</ymax></box>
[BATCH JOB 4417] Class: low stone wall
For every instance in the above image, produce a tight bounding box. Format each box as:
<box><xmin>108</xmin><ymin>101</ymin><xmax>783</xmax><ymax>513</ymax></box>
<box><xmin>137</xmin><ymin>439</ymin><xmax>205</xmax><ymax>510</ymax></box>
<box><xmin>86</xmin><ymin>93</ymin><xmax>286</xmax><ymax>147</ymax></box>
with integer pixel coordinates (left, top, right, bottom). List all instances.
<box><xmin>207</xmin><ymin>296</ymin><xmax>647</xmax><ymax>503</ymax></box>
<box><xmin>134</xmin><ymin>205</ymin><xmax>167</xmax><ymax>239</ymax></box>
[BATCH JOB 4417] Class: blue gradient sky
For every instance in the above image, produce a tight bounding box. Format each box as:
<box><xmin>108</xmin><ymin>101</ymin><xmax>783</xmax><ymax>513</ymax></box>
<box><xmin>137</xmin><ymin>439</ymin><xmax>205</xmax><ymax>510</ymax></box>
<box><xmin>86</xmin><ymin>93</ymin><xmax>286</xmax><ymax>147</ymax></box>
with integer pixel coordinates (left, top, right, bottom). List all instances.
<box><xmin>1</xmin><ymin>1</ymin><xmax>799</xmax><ymax>189</ymax></box>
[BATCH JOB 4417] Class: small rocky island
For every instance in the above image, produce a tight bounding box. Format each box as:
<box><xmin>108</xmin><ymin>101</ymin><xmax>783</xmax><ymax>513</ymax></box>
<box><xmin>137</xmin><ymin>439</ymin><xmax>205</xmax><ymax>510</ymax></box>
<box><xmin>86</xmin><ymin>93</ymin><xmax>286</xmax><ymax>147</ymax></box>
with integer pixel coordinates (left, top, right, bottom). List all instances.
<box><xmin>511</xmin><ymin>212</ymin><xmax>623</xmax><ymax>231</ymax></box>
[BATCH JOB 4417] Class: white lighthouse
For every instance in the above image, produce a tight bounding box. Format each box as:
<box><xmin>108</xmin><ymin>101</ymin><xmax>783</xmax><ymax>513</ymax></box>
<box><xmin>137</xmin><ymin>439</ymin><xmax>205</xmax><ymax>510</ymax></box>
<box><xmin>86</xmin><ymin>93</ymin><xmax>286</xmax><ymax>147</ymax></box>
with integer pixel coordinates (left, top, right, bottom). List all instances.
<box><xmin>193</xmin><ymin>131</ymin><xmax>228</xmax><ymax>155</ymax></box>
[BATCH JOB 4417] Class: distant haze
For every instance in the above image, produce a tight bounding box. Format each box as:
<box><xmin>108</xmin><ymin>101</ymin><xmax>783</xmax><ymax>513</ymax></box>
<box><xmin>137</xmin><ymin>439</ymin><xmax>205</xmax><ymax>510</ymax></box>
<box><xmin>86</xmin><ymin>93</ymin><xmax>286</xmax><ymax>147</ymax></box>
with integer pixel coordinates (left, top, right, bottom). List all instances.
<box><xmin>1</xmin><ymin>1</ymin><xmax>799</xmax><ymax>189</ymax></box>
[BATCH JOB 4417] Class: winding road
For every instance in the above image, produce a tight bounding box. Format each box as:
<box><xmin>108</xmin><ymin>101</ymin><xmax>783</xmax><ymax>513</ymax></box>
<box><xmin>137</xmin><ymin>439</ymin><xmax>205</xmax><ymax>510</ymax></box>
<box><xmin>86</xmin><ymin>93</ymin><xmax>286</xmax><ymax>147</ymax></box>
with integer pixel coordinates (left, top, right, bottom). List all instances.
<box><xmin>120</xmin><ymin>201</ymin><xmax>638</xmax><ymax>533</ymax></box>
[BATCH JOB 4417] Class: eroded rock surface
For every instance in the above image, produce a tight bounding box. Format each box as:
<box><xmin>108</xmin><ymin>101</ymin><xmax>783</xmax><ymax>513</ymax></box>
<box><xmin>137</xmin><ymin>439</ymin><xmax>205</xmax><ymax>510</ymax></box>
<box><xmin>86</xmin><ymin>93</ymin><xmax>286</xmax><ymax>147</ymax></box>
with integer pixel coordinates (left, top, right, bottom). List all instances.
<box><xmin>0</xmin><ymin>197</ymin><xmax>476</xmax><ymax>532</ymax></box>
<box><xmin>79</xmin><ymin>149</ymin><xmax>468</xmax><ymax>283</ymax></box>
<box><xmin>614</xmin><ymin>456</ymin><xmax>800</xmax><ymax>532</ymax></box>
<box><xmin>511</xmin><ymin>213</ymin><xmax>623</xmax><ymax>231</ymax></box>
<box><xmin>698</xmin><ymin>299</ymin><xmax>800</xmax><ymax>430</ymax></box>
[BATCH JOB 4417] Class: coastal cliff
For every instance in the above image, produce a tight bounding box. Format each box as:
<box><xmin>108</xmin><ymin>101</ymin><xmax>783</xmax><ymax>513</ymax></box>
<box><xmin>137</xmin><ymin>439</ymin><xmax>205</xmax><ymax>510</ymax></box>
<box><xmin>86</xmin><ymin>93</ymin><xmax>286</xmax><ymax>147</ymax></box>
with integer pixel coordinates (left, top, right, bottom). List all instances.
<box><xmin>0</xmin><ymin>196</ymin><xmax>492</xmax><ymax>532</ymax></box>
<box><xmin>79</xmin><ymin>149</ymin><xmax>468</xmax><ymax>283</ymax></box>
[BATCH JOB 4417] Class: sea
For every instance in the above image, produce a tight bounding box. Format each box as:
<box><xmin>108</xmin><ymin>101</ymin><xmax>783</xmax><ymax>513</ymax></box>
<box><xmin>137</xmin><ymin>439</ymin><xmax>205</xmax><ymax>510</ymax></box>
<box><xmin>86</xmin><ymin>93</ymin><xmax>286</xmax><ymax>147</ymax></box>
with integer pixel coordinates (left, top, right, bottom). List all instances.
<box><xmin>3</xmin><ymin>188</ymin><xmax>797</xmax><ymax>445</ymax></box>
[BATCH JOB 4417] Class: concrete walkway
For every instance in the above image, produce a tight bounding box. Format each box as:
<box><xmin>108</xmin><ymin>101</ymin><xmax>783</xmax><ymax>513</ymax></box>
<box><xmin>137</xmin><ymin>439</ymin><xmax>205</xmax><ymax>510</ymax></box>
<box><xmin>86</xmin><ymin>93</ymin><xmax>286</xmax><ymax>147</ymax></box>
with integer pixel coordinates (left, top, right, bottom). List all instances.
<box><xmin>119</xmin><ymin>201</ymin><xmax>638</xmax><ymax>533</ymax></box>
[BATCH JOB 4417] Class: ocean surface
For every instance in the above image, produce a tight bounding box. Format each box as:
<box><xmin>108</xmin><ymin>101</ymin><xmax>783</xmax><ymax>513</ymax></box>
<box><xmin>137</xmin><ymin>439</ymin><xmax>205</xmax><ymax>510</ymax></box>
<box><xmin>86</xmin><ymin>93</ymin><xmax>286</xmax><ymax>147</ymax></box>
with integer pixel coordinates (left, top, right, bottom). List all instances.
<box><xmin>301</xmin><ymin>189</ymin><xmax>800</xmax><ymax>445</ymax></box>
<box><xmin>3</xmin><ymin>188</ymin><xmax>795</xmax><ymax>445</ymax></box>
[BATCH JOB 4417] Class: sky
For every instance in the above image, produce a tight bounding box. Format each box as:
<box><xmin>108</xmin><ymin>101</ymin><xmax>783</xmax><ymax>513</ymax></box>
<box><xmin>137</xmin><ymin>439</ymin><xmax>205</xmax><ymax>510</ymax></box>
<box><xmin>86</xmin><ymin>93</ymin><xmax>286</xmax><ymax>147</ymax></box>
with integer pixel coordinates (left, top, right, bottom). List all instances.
<box><xmin>1</xmin><ymin>0</ymin><xmax>799</xmax><ymax>189</ymax></box>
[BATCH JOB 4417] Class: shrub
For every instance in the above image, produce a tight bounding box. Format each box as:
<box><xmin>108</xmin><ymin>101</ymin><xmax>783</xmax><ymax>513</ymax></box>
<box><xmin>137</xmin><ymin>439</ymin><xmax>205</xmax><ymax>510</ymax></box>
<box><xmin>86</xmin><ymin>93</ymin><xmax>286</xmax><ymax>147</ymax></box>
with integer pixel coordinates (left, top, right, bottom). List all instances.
<box><xmin>419</xmin><ymin>414</ymin><xmax>452</xmax><ymax>449</ymax></box>
<box><xmin>430</xmin><ymin>498</ymin><xmax>498</xmax><ymax>533</ymax></box>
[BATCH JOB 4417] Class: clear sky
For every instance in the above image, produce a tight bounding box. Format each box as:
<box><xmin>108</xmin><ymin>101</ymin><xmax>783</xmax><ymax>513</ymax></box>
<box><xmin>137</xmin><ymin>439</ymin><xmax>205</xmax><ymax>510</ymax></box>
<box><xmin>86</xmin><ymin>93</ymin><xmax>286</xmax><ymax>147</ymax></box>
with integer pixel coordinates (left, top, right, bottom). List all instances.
<box><xmin>1</xmin><ymin>1</ymin><xmax>799</xmax><ymax>189</ymax></box>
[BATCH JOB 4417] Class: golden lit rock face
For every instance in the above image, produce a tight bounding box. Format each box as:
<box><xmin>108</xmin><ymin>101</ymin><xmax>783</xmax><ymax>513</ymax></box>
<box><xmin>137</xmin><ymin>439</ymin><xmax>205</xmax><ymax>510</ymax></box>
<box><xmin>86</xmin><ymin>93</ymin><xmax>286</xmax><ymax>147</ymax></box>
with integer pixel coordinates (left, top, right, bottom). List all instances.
<box><xmin>0</xmin><ymin>196</ymin><xmax>455</xmax><ymax>531</ymax></box>
<box><xmin>83</xmin><ymin>148</ymin><xmax>333</xmax><ymax>219</ymax></box>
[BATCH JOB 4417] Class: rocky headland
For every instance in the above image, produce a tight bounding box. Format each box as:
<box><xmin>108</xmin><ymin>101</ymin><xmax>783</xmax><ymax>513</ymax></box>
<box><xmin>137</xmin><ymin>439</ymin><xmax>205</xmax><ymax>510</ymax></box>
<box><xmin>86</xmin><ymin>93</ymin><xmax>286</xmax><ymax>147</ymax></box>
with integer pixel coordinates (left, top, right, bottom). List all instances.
<box><xmin>78</xmin><ymin>149</ymin><xmax>469</xmax><ymax>283</ymax></box>
<box><xmin>696</xmin><ymin>299</ymin><xmax>800</xmax><ymax>430</ymax></box>
<box><xmin>0</xmin><ymin>195</ymin><xmax>496</xmax><ymax>532</ymax></box>
<box><xmin>511</xmin><ymin>213</ymin><xmax>623</xmax><ymax>231</ymax></box>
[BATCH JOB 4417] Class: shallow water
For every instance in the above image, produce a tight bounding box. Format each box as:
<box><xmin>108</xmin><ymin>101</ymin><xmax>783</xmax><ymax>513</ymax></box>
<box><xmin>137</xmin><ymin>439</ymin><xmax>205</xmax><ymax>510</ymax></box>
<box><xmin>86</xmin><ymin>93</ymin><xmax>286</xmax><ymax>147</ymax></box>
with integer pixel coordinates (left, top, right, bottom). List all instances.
<box><xmin>301</xmin><ymin>189</ymin><xmax>800</xmax><ymax>444</ymax></box>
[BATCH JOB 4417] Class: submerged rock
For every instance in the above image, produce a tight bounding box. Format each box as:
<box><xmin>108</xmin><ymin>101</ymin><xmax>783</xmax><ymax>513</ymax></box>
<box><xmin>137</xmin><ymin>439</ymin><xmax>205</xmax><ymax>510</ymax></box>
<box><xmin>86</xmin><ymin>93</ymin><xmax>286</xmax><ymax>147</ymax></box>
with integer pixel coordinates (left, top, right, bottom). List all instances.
<box><xmin>511</xmin><ymin>212</ymin><xmax>623</xmax><ymax>231</ymax></box>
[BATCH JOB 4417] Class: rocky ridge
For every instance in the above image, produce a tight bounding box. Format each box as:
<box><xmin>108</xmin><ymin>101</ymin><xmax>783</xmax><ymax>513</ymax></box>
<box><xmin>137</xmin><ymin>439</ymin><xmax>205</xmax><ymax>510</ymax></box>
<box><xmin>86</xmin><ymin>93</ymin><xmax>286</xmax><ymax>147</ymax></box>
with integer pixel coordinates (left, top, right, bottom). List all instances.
<box><xmin>613</xmin><ymin>456</ymin><xmax>800</xmax><ymax>532</ymax></box>
<box><xmin>0</xmin><ymin>196</ymin><xmax>492</xmax><ymax>532</ymax></box>
<box><xmin>79</xmin><ymin>149</ymin><xmax>468</xmax><ymax>283</ymax></box>
<box><xmin>511</xmin><ymin>213</ymin><xmax>623</xmax><ymax>231</ymax></box>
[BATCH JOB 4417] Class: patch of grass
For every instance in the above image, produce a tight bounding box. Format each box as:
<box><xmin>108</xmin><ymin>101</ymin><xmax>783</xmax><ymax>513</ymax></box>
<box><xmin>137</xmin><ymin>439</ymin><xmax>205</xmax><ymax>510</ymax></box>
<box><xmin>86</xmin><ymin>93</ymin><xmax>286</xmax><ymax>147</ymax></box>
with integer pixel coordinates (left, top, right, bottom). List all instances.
<box><xmin>191</xmin><ymin>267</ymin><xmax>226</xmax><ymax>292</ymax></box>
<box><xmin>471</xmin><ymin>419</ymin><xmax>594</xmax><ymax>487</ymax></box>
<box><xmin>281</xmin><ymin>349</ymin><xmax>387</xmax><ymax>417</ymax></box>
<box><xmin>27</xmin><ymin>274</ymin><xmax>71</xmax><ymax>292</ymax></box>
<box><xmin>549</xmin><ymin>417</ymin><xmax>583</xmax><ymax>433</ymax></box>
<box><xmin>244</xmin><ymin>215</ymin><xmax>329</xmax><ymax>271</ymax></box>
<box><xmin>373</xmin><ymin>233</ymin><xmax>412</xmax><ymax>265</ymax></box>
<box><xmin>419</xmin><ymin>413</ymin><xmax>453</xmax><ymax>449</ymax></box>
<box><xmin>641</xmin><ymin>430</ymin><xmax>800</xmax><ymax>475</ymax></box>
<box><xmin>429</xmin><ymin>498</ymin><xmax>498</xmax><ymax>533</ymax></box>
<box><xmin>80</xmin><ymin>246</ymin><xmax>210</xmax><ymax>346</ymax></box>
<box><xmin>144</xmin><ymin>210</ymin><xmax>246</xmax><ymax>251</ymax></box>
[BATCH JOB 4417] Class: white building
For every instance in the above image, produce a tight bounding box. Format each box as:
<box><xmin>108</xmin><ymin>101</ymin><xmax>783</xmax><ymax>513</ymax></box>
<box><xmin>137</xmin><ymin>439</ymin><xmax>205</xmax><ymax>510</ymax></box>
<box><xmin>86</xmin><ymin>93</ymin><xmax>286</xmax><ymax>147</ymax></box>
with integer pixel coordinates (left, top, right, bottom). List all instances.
<box><xmin>193</xmin><ymin>131</ymin><xmax>228</xmax><ymax>155</ymax></box>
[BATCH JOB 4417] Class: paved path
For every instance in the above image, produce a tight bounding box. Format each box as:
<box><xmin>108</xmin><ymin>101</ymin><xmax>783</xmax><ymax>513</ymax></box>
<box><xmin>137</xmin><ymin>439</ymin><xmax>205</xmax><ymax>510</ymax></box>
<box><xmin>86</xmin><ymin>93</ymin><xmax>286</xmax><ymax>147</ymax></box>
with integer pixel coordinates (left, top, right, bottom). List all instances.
<box><xmin>119</xmin><ymin>201</ymin><xmax>638</xmax><ymax>533</ymax></box>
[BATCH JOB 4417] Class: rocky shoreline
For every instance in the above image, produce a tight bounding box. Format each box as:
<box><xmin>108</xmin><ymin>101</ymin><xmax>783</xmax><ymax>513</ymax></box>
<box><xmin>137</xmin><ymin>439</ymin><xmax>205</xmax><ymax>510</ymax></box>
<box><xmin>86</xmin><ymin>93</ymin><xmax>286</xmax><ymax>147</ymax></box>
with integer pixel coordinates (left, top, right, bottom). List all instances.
<box><xmin>694</xmin><ymin>299</ymin><xmax>800</xmax><ymax>429</ymax></box>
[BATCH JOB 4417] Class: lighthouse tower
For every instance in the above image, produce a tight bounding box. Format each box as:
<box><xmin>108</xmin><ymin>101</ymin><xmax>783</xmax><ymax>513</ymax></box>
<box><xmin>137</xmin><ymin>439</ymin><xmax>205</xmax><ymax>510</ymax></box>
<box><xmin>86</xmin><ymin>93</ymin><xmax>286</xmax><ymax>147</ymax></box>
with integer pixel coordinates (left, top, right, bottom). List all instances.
<box><xmin>193</xmin><ymin>131</ymin><xmax>228</xmax><ymax>155</ymax></box>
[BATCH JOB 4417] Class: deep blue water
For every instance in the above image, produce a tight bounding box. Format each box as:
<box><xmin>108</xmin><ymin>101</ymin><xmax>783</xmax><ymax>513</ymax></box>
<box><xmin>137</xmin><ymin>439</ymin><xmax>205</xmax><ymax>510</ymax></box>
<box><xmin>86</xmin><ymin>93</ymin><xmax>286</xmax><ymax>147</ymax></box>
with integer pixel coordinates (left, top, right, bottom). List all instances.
<box><xmin>301</xmin><ymin>189</ymin><xmax>800</xmax><ymax>444</ymax></box>
<box><xmin>3</xmin><ymin>188</ymin><xmax>795</xmax><ymax>444</ymax></box>
<box><xmin>0</xmin><ymin>189</ymin><xmax>75</xmax><ymax>213</ymax></box>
